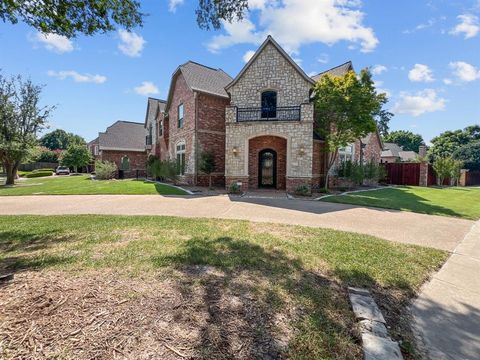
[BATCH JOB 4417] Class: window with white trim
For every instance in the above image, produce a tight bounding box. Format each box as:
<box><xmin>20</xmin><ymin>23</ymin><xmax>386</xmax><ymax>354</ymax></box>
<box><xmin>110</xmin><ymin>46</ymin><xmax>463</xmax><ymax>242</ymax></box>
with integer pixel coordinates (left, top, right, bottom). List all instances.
<box><xmin>178</xmin><ymin>103</ymin><xmax>184</xmax><ymax>128</ymax></box>
<box><xmin>176</xmin><ymin>142</ymin><xmax>186</xmax><ymax>175</ymax></box>
<box><xmin>338</xmin><ymin>144</ymin><xmax>354</xmax><ymax>163</ymax></box>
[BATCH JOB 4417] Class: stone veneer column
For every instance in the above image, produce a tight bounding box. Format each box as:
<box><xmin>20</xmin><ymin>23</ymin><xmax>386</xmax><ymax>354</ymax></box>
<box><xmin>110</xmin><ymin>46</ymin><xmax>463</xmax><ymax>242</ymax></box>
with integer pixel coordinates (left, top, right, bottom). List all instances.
<box><xmin>419</xmin><ymin>162</ymin><xmax>429</xmax><ymax>187</ymax></box>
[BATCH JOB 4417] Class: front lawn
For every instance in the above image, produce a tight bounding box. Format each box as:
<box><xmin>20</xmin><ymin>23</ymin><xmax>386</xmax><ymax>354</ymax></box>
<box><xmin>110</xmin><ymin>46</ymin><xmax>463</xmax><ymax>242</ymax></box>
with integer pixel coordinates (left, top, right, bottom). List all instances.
<box><xmin>0</xmin><ymin>174</ymin><xmax>187</xmax><ymax>196</ymax></box>
<box><xmin>0</xmin><ymin>215</ymin><xmax>447</xmax><ymax>359</ymax></box>
<box><xmin>323</xmin><ymin>186</ymin><xmax>480</xmax><ymax>220</ymax></box>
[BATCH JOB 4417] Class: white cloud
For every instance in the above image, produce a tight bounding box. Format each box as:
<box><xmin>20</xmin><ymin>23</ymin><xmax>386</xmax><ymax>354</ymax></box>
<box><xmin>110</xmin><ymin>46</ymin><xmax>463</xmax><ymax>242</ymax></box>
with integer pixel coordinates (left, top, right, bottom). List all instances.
<box><xmin>408</xmin><ymin>64</ymin><xmax>434</xmax><ymax>82</ymax></box>
<box><xmin>242</xmin><ymin>50</ymin><xmax>256</xmax><ymax>63</ymax></box>
<box><xmin>47</xmin><ymin>70</ymin><xmax>106</xmax><ymax>83</ymax></box>
<box><xmin>207</xmin><ymin>0</ymin><xmax>378</xmax><ymax>54</ymax></box>
<box><xmin>33</xmin><ymin>33</ymin><xmax>74</xmax><ymax>53</ymax></box>
<box><xmin>317</xmin><ymin>53</ymin><xmax>329</xmax><ymax>64</ymax></box>
<box><xmin>450</xmin><ymin>14</ymin><xmax>479</xmax><ymax>39</ymax></box>
<box><xmin>133</xmin><ymin>81</ymin><xmax>160</xmax><ymax>96</ymax></box>
<box><xmin>118</xmin><ymin>30</ymin><xmax>145</xmax><ymax>57</ymax></box>
<box><xmin>449</xmin><ymin>61</ymin><xmax>480</xmax><ymax>82</ymax></box>
<box><xmin>371</xmin><ymin>64</ymin><xmax>387</xmax><ymax>75</ymax></box>
<box><xmin>443</xmin><ymin>78</ymin><xmax>453</xmax><ymax>85</ymax></box>
<box><xmin>393</xmin><ymin>89</ymin><xmax>446</xmax><ymax>116</ymax></box>
<box><xmin>374</xmin><ymin>80</ymin><xmax>391</xmax><ymax>97</ymax></box>
<box><xmin>169</xmin><ymin>0</ymin><xmax>184</xmax><ymax>13</ymax></box>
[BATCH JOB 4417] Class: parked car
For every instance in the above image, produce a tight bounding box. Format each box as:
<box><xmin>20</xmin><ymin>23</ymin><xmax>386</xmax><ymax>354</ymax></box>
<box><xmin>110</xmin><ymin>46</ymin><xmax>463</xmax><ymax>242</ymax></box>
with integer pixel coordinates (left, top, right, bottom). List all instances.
<box><xmin>55</xmin><ymin>166</ymin><xmax>70</xmax><ymax>175</ymax></box>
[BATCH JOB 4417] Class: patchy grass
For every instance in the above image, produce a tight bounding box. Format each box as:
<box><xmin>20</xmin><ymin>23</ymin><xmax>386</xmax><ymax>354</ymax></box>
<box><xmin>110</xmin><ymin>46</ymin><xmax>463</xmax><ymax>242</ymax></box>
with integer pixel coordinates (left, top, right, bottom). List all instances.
<box><xmin>0</xmin><ymin>215</ymin><xmax>447</xmax><ymax>359</ymax></box>
<box><xmin>0</xmin><ymin>174</ymin><xmax>187</xmax><ymax>195</ymax></box>
<box><xmin>323</xmin><ymin>186</ymin><xmax>480</xmax><ymax>220</ymax></box>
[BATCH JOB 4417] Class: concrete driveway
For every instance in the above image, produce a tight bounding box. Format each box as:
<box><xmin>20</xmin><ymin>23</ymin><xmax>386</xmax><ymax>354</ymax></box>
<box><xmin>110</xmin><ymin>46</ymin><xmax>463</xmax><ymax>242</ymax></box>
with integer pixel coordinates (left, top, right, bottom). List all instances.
<box><xmin>0</xmin><ymin>194</ymin><xmax>473</xmax><ymax>251</ymax></box>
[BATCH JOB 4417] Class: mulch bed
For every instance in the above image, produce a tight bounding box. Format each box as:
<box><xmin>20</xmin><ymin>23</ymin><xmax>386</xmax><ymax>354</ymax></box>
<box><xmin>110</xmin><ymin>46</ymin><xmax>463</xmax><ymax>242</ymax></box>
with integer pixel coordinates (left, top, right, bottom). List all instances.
<box><xmin>0</xmin><ymin>268</ymin><xmax>294</xmax><ymax>359</ymax></box>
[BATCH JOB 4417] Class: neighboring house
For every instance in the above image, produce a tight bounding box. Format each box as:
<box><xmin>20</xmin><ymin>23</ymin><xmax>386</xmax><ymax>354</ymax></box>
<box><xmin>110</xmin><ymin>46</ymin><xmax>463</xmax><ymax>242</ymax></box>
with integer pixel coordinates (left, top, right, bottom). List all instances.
<box><xmin>88</xmin><ymin>120</ymin><xmax>148</xmax><ymax>178</ymax></box>
<box><xmin>140</xmin><ymin>36</ymin><xmax>381</xmax><ymax>191</ymax></box>
<box><xmin>158</xmin><ymin>61</ymin><xmax>232</xmax><ymax>186</ymax></box>
<box><xmin>381</xmin><ymin>142</ymin><xmax>418</xmax><ymax>163</ymax></box>
<box><xmin>144</xmin><ymin>97</ymin><xmax>166</xmax><ymax>158</ymax></box>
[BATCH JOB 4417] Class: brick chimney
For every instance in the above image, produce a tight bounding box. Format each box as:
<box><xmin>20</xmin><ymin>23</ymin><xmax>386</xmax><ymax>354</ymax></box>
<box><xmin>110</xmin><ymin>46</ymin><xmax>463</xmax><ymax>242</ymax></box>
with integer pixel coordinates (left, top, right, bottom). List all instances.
<box><xmin>418</xmin><ymin>145</ymin><xmax>427</xmax><ymax>158</ymax></box>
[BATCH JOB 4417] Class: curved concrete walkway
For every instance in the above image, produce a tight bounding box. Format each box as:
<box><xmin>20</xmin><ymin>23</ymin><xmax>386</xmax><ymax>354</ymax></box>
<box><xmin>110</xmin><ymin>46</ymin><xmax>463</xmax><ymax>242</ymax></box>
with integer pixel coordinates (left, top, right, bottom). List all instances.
<box><xmin>0</xmin><ymin>194</ymin><xmax>473</xmax><ymax>251</ymax></box>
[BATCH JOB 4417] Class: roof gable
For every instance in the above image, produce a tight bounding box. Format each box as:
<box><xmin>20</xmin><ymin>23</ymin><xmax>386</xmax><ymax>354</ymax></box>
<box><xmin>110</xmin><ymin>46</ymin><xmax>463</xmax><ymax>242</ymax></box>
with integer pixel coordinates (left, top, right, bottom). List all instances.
<box><xmin>311</xmin><ymin>61</ymin><xmax>353</xmax><ymax>82</ymax></box>
<box><xmin>98</xmin><ymin>120</ymin><xmax>146</xmax><ymax>151</ymax></box>
<box><xmin>144</xmin><ymin>97</ymin><xmax>166</xmax><ymax>127</ymax></box>
<box><xmin>226</xmin><ymin>35</ymin><xmax>315</xmax><ymax>90</ymax></box>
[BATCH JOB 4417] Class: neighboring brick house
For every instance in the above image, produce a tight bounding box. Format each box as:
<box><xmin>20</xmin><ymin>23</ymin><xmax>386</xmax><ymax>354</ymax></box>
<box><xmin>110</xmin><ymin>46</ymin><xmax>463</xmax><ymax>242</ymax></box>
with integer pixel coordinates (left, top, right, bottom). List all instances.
<box><xmin>144</xmin><ymin>97</ymin><xmax>166</xmax><ymax>158</ymax></box>
<box><xmin>158</xmin><ymin>61</ymin><xmax>232</xmax><ymax>186</ymax></box>
<box><xmin>88</xmin><ymin>120</ymin><xmax>148</xmax><ymax>178</ymax></box>
<box><xmin>381</xmin><ymin>143</ymin><xmax>418</xmax><ymax>163</ymax></box>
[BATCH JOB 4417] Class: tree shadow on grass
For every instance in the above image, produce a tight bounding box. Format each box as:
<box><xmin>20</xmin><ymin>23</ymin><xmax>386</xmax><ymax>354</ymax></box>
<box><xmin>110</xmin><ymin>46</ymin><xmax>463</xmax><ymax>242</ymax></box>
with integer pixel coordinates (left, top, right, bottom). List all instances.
<box><xmin>151</xmin><ymin>236</ymin><xmax>364</xmax><ymax>359</ymax></box>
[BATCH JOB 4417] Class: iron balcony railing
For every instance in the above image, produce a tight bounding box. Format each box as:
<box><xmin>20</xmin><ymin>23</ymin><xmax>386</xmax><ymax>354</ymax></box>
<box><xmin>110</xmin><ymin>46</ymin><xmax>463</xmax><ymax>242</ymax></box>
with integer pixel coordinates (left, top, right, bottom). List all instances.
<box><xmin>236</xmin><ymin>106</ymin><xmax>301</xmax><ymax>122</ymax></box>
<box><xmin>146</xmin><ymin>135</ymin><xmax>153</xmax><ymax>146</ymax></box>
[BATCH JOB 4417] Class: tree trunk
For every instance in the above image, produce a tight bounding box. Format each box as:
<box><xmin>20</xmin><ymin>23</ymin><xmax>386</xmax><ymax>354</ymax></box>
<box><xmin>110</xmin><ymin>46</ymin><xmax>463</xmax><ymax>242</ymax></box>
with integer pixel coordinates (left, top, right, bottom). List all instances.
<box><xmin>5</xmin><ymin>162</ymin><xmax>16</xmax><ymax>185</ymax></box>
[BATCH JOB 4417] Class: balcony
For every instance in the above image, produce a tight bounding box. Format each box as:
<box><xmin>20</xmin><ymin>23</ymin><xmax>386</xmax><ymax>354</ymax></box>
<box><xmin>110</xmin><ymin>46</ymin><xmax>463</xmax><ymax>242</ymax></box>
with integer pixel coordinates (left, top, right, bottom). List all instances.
<box><xmin>236</xmin><ymin>106</ymin><xmax>301</xmax><ymax>122</ymax></box>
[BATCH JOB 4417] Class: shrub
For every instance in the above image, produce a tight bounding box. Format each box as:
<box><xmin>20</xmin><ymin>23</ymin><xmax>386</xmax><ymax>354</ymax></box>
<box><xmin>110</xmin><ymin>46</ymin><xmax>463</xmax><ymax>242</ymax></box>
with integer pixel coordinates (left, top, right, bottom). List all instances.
<box><xmin>294</xmin><ymin>184</ymin><xmax>310</xmax><ymax>196</ymax></box>
<box><xmin>24</xmin><ymin>170</ymin><xmax>53</xmax><ymax>178</ymax></box>
<box><xmin>147</xmin><ymin>157</ymin><xmax>179</xmax><ymax>184</ymax></box>
<box><xmin>433</xmin><ymin>157</ymin><xmax>463</xmax><ymax>186</ymax></box>
<box><xmin>35</xmin><ymin>146</ymin><xmax>61</xmax><ymax>163</ymax></box>
<box><xmin>228</xmin><ymin>182</ymin><xmax>241</xmax><ymax>194</ymax></box>
<box><xmin>95</xmin><ymin>160</ymin><xmax>117</xmax><ymax>180</ymax></box>
<box><xmin>34</xmin><ymin>168</ymin><xmax>55</xmax><ymax>172</ymax></box>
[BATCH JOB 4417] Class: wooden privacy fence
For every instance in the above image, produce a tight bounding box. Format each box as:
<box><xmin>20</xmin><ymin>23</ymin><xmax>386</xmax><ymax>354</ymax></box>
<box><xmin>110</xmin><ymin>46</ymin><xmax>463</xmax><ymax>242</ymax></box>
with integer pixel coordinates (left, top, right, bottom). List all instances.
<box><xmin>461</xmin><ymin>170</ymin><xmax>480</xmax><ymax>186</ymax></box>
<box><xmin>383</xmin><ymin>163</ymin><xmax>449</xmax><ymax>186</ymax></box>
<box><xmin>18</xmin><ymin>162</ymin><xmax>58</xmax><ymax>171</ymax></box>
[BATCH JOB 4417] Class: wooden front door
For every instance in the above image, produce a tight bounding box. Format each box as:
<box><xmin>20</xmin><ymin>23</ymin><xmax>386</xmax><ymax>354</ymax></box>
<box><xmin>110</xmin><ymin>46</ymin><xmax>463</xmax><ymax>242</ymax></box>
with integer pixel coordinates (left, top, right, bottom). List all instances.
<box><xmin>258</xmin><ymin>149</ymin><xmax>277</xmax><ymax>188</ymax></box>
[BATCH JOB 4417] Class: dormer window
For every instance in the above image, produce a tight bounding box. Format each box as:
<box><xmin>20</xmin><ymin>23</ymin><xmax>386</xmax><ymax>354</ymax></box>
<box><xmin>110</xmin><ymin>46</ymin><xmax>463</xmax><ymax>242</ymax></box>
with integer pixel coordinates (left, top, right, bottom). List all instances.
<box><xmin>261</xmin><ymin>91</ymin><xmax>277</xmax><ymax>119</ymax></box>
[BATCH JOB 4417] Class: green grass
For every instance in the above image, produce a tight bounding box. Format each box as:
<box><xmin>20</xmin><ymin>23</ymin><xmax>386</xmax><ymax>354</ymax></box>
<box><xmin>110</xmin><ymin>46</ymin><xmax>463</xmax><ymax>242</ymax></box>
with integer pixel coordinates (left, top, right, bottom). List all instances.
<box><xmin>0</xmin><ymin>174</ymin><xmax>187</xmax><ymax>195</ymax></box>
<box><xmin>323</xmin><ymin>186</ymin><xmax>480</xmax><ymax>220</ymax></box>
<box><xmin>0</xmin><ymin>215</ymin><xmax>447</xmax><ymax>358</ymax></box>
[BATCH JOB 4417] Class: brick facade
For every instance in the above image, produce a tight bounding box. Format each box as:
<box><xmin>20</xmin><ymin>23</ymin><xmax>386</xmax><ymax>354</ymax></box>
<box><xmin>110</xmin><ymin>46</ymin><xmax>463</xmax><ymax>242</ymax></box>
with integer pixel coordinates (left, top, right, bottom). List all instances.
<box><xmin>98</xmin><ymin>150</ymin><xmax>147</xmax><ymax>178</ymax></box>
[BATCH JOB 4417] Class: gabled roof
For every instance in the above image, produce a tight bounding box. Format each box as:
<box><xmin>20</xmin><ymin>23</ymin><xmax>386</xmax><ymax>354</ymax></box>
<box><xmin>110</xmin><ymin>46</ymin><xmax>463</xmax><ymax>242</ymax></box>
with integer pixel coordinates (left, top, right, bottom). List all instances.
<box><xmin>311</xmin><ymin>61</ymin><xmax>353</xmax><ymax>82</ymax></box>
<box><xmin>98</xmin><ymin>120</ymin><xmax>146</xmax><ymax>151</ymax></box>
<box><xmin>144</xmin><ymin>97</ymin><xmax>166</xmax><ymax>127</ymax></box>
<box><xmin>382</xmin><ymin>142</ymin><xmax>403</xmax><ymax>157</ymax></box>
<box><xmin>398</xmin><ymin>151</ymin><xmax>418</xmax><ymax>162</ymax></box>
<box><xmin>165</xmin><ymin>61</ymin><xmax>232</xmax><ymax>112</ymax></box>
<box><xmin>225</xmin><ymin>35</ymin><xmax>315</xmax><ymax>90</ymax></box>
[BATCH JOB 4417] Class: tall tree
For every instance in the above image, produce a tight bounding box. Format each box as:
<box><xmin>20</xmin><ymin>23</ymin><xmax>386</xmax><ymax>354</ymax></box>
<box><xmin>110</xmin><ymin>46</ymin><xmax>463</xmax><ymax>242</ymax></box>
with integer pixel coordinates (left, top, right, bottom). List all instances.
<box><xmin>428</xmin><ymin>125</ymin><xmax>480</xmax><ymax>162</ymax></box>
<box><xmin>383</xmin><ymin>130</ymin><xmax>424</xmax><ymax>152</ymax></box>
<box><xmin>314</xmin><ymin>69</ymin><xmax>380</xmax><ymax>190</ymax></box>
<box><xmin>453</xmin><ymin>141</ymin><xmax>480</xmax><ymax>170</ymax></box>
<box><xmin>375</xmin><ymin>109</ymin><xmax>393</xmax><ymax>137</ymax></box>
<box><xmin>60</xmin><ymin>144</ymin><xmax>91</xmax><ymax>173</ymax></box>
<box><xmin>0</xmin><ymin>74</ymin><xmax>53</xmax><ymax>185</ymax></box>
<box><xmin>40</xmin><ymin>129</ymin><xmax>85</xmax><ymax>150</ymax></box>
<box><xmin>1</xmin><ymin>0</ymin><xmax>248</xmax><ymax>37</ymax></box>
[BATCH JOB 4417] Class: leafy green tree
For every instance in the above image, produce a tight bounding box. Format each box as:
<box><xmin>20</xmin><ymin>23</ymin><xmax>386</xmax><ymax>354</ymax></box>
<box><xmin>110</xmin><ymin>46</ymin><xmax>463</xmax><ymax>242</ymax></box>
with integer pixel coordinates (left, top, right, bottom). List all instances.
<box><xmin>35</xmin><ymin>146</ymin><xmax>60</xmax><ymax>163</ymax></box>
<box><xmin>375</xmin><ymin>108</ymin><xmax>393</xmax><ymax>138</ymax></box>
<box><xmin>60</xmin><ymin>144</ymin><xmax>91</xmax><ymax>173</ymax></box>
<box><xmin>383</xmin><ymin>130</ymin><xmax>424</xmax><ymax>152</ymax></box>
<box><xmin>200</xmin><ymin>151</ymin><xmax>216</xmax><ymax>189</ymax></box>
<box><xmin>428</xmin><ymin>125</ymin><xmax>480</xmax><ymax>162</ymax></box>
<box><xmin>314</xmin><ymin>68</ymin><xmax>381</xmax><ymax>190</ymax></box>
<box><xmin>453</xmin><ymin>141</ymin><xmax>480</xmax><ymax>170</ymax></box>
<box><xmin>0</xmin><ymin>73</ymin><xmax>53</xmax><ymax>185</ymax></box>
<box><xmin>40</xmin><ymin>129</ymin><xmax>85</xmax><ymax>150</ymax></box>
<box><xmin>1</xmin><ymin>0</ymin><xmax>248</xmax><ymax>37</ymax></box>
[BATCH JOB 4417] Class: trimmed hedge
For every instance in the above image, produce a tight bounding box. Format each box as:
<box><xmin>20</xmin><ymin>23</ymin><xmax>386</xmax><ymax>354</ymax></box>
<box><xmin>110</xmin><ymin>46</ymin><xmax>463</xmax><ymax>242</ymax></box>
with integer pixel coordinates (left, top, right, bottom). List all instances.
<box><xmin>24</xmin><ymin>171</ymin><xmax>53</xmax><ymax>178</ymax></box>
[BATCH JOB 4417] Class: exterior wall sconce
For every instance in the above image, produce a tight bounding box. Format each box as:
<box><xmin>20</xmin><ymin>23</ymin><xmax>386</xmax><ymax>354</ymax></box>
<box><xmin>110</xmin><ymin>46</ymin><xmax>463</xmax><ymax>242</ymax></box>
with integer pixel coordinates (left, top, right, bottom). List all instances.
<box><xmin>299</xmin><ymin>145</ymin><xmax>306</xmax><ymax>156</ymax></box>
<box><xmin>232</xmin><ymin>147</ymin><xmax>239</xmax><ymax>156</ymax></box>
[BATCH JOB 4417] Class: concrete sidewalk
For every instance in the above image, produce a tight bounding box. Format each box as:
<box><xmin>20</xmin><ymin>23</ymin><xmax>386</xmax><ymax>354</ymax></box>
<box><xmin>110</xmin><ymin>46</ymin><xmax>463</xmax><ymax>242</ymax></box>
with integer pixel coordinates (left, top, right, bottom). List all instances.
<box><xmin>0</xmin><ymin>194</ymin><xmax>473</xmax><ymax>251</ymax></box>
<box><xmin>413</xmin><ymin>220</ymin><xmax>480</xmax><ymax>359</ymax></box>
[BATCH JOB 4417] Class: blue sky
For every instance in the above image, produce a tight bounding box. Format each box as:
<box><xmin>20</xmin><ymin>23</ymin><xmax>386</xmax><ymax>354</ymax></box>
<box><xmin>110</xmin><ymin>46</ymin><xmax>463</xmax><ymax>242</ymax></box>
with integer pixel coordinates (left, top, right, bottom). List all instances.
<box><xmin>1</xmin><ymin>0</ymin><xmax>479</xmax><ymax>143</ymax></box>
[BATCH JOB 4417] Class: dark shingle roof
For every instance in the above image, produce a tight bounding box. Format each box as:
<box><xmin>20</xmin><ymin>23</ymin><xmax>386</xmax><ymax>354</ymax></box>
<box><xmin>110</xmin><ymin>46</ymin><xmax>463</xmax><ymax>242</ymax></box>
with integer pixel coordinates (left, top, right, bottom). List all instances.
<box><xmin>145</xmin><ymin>97</ymin><xmax>166</xmax><ymax>127</ymax></box>
<box><xmin>180</xmin><ymin>61</ymin><xmax>232</xmax><ymax>98</ymax></box>
<box><xmin>382</xmin><ymin>142</ymin><xmax>403</xmax><ymax>157</ymax></box>
<box><xmin>311</xmin><ymin>61</ymin><xmax>353</xmax><ymax>82</ymax></box>
<box><xmin>98</xmin><ymin>121</ymin><xmax>145</xmax><ymax>151</ymax></box>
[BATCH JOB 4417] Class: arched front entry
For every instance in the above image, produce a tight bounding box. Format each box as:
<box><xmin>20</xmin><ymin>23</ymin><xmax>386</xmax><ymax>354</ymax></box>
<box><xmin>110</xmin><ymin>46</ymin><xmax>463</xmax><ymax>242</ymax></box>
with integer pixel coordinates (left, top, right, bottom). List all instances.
<box><xmin>258</xmin><ymin>149</ymin><xmax>277</xmax><ymax>188</ymax></box>
<box><xmin>248</xmin><ymin>135</ymin><xmax>287</xmax><ymax>190</ymax></box>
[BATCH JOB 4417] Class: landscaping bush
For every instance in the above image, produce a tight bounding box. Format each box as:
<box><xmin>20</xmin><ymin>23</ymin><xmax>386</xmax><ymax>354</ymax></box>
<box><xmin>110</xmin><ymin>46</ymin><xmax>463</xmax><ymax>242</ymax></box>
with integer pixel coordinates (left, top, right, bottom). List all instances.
<box><xmin>228</xmin><ymin>182</ymin><xmax>241</xmax><ymax>194</ymax></box>
<box><xmin>294</xmin><ymin>184</ymin><xmax>310</xmax><ymax>196</ymax></box>
<box><xmin>35</xmin><ymin>146</ymin><xmax>61</xmax><ymax>163</ymax></box>
<box><xmin>34</xmin><ymin>168</ymin><xmax>55</xmax><ymax>172</ymax></box>
<box><xmin>146</xmin><ymin>157</ymin><xmax>179</xmax><ymax>184</ymax></box>
<box><xmin>338</xmin><ymin>160</ymin><xmax>385</xmax><ymax>186</ymax></box>
<box><xmin>433</xmin><ymin>157</ymin><xmax>463</xmax><ymax>186</ymax></box>
<box><xmin>95</xmin><ymin>161</ymin><xmax>117</xmax><ymax>180</ymax></box>
<box><xmin>24</xmin><ymin>171</ymin><xmax>53</xmax><ymax>178</ymax></box>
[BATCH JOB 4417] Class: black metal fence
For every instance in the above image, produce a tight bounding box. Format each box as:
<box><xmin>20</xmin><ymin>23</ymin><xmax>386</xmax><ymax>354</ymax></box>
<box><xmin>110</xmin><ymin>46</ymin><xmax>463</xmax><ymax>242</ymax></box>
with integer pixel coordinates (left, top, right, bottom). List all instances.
<box><xmin>236</xmin><ymin>106</ymin><xmax>301</xmax><ymax>122</ymax></box>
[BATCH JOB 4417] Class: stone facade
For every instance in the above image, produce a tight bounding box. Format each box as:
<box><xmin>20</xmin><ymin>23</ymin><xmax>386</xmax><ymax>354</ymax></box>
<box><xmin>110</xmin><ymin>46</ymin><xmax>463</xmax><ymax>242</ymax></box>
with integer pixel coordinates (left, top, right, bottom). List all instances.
<box><xmin>225</xmin><ymin>38</ymin><xmax>316</xmax><ymax>193</ymax></box>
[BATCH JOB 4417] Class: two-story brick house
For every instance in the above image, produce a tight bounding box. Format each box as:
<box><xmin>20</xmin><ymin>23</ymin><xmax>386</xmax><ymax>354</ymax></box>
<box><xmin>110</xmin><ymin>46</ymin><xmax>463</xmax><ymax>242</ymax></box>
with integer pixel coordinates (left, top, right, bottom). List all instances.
<box><xmin>144</xmin><ymin>97</ymin><xmax>166</xmax><ymax>158</ymax></box>
<box><xmin>143</xmin><ymin>36</ymin><xmax>381</xmax><ymax>192</ymax></box>
<box><xmin>155</xmin><ymin>61</ymin><xmax>232</xmax><ymax>186</ymax></box>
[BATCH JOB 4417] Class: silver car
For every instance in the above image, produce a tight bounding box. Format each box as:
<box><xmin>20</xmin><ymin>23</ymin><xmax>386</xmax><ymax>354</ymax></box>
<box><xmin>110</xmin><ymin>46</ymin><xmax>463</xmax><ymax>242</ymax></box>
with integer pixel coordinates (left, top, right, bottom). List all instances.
<box><xmin>55</xmin><ymin>166</ymin><xmax>70</xmax><ymax>175</ymax></box>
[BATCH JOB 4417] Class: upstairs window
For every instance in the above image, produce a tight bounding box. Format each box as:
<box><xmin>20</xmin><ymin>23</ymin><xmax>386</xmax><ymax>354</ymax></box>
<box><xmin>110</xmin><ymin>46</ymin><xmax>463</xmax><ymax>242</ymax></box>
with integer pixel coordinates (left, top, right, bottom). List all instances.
<box><xmin>178</xmin><ymin>103</ymin><xmax>184</xmax><ymax>128</ymax></box>
<box><xmin>158</xmin><ymin>118</ymin><xmax>163</xmax><ymax>137</ymax></box>
<box><xmin>261</xmin><ymin>91</ymin><xmax>277</xmax><ymax>119</ymax></box>
<box><xmin>176</xmin><ymin>142</ymin><xmax>186</xmax><ymax>175</ymax></box>
<box><xmin>339</xmin><ymin>145</ymin><xmax>354</xmax><ymax>163</ymax></box>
